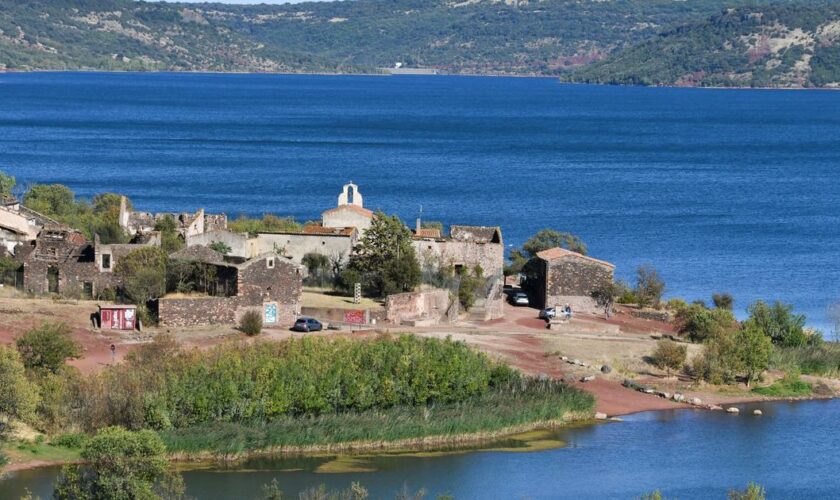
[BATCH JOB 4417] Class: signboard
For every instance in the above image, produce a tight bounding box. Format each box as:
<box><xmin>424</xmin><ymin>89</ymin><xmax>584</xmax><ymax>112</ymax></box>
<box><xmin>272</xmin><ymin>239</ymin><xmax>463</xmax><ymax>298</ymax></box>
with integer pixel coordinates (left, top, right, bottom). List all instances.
<box><xmin>344</xmin><ymin>309</ymin><xmax>366</xmax><ymax>325</ymax></box>
<box><xmin>264</xmin><ymin>303</ymin><xmax>278</xmax><ymax>325</ymax></box>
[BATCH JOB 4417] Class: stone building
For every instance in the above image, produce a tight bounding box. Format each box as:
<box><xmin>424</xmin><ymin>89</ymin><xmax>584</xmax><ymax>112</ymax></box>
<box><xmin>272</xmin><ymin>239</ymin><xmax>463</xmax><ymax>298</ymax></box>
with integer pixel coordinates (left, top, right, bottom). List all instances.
<box><xmin>158</xmin><ymin>250</ymin><xmax>303</xmax><ymax>328</ymax></box>
<box><xmin>532</xmin><ymin>247</ymin><xmax>615</xmax><ymax>314</ymax></box>
<box><xmin>118</xmin><ymin>196</ymin><xmax>227</xmax><ymax>239</ymax></box>
<box><xmin>0</xmin><ymin>198</ymin><xmax>55</xmax><ymax>255</ymax></box>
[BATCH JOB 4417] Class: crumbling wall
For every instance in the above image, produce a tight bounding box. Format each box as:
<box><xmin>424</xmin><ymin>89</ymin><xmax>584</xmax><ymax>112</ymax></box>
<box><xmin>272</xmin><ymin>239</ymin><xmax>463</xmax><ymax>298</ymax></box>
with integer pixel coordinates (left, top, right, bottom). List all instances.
<box><xmin>385</xmin><ymin>289</ymin><xmax>453</xmax><ymax>326</ymax></box>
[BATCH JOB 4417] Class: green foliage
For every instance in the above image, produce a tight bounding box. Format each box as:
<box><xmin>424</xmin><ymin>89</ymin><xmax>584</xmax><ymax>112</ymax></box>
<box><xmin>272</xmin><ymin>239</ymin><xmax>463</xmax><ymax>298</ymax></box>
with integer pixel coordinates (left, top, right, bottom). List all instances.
<box><xmin>344</xmin><ymin>211</ymin><xmax>421</xmax><ymax>298</ymax></box>
<box><xmin>591</xmin><ymin>281</ymin><xmax>621</xmax><ymax>315</ymax></box>
<box><xmin>0</xmin><ymin>345</ymin><xmax>39</xmax><ymax>436</ymax></box>
<box><xmin>692</xmin><ymin>330</ymin><xmax>743</xmax><ymax>385</ymax></box>
<box><xmin>637</xmin><ymin>492</ymin><xmax>665</xmax><ymax>500</ymax></box>
<box><xmin>635</xmin><ymin>265</ymin><xmax>665</xmax><ymax>309</ymax></box>
<box><xmin>728</xmin><ymin>482</ymin><xmax>766</xmax><ymax>500</ymax></box>
<box><xmin>0</xmin><ymin>169</ymin><xmax>15</xmax><ymax>197</ymax></box>
<box><xmin>651</xmin><ymin>339</ymin><xmax>687</xmax><ymax>376</ymax></box>
<box><xmin>208</xmin><ymin>241</ymin><xmax>232</xmax><ymax>255</ymax></box>
<box><xmin>712</xmin><ymin>293</ymin><xmax>734</xmax><ymax>310</ymax></box>
<box><xmin>229</xmin><ymin>214</ymin><xmax>302</xmax><ymax>237</ymax></box>
<box><xmin>239</xmin><ymin>310</ymin><xmax>263</xmax><ymax>336</ymax></box>
<box><xmin>54</xmin><ymin>426</ymin><xmax>184</xmax><ymax>500</ymax></box>
<box><xmin>115</xmin><ymin>247</ymin><xmax>167</xmax><ymax>305</ymax></box>
<box><xmin>15</xmin><ymin>322</ymin><xmax>82</xmax><ymax>374</ymax></box>
<box><xmin>296</xmin><ymin>483</ymin><xmax>370</xmax><ymax>500</ymax></box>
<box><xmin>752</xmin><ymin>370</ymin><xmax>811</xmax><ymax>397</ymax></box>
<box><xmin>744</xmin><ymin>300</ymin><xmax>811</xmax><ymax>347</ymax></box>
<box><xmin>735</xmin><ymin>324</ymin><xmax>773</xmax><ymax>387</ymax></box>
<box><xmin>52</xmin><ymin>432</ymin><xmax>89</xmax><ymax>450</ymax></box>
<box><xmin>771</xmin><ymin>343</ymin><xmax>840</xmax><ymax>376</ymax></box>
<box><xmin>458</xmin><ymin>265</ymin><xmax>484</xmax><ymax>311</ymax></box>
<box><xmin>154</xmin><ymin>215</ymin><xmax>184</xmax><ymax>254</ymax></box>
<box><xmin>675</xmin><ymin>303</ymin><xmax>736</xmax><ymax>342</ymax></box>
<box><xmin>23</xmin><ymin>183</ymin><xmax>76</xmax><ymax>219</ymax></box>
<box><xmin>302</xmin><ymin>252</ymin><xmax>332</xmax><ymax>287</ymax></box>
<box><xmin>522</xmin><ymin>229</ymin><xmax>588</xmax><ymax>257</ymax></box>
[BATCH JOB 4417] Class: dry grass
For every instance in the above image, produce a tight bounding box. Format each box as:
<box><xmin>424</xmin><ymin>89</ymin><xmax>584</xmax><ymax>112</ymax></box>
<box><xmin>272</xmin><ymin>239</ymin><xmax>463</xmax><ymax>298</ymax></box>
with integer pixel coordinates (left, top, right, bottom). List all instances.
<box><xmin>302</xmin><ymin>287</ymin><xmax>384</xmax><ymax>310</ymax></box>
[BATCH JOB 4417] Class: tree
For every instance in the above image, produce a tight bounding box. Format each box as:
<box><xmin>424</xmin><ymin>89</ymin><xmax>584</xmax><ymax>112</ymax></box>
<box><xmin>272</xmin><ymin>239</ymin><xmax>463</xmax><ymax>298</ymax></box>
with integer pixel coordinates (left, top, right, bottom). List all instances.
<box><xmin>712</xmin><ymin>292</ymin><xmax>734</xmax><ymax>310</ymax></box>
<box><xmin>209</xmin><ymin>241</ymin><xmax>232</xmax><ymax>255</ymax></box>
<box><xmin>344</xmin><ymin>212</ymin><xmax>421</xmax><ymax>297</ymax></box>
<box><xmin>675</xmin><ymin>304</ymin><xmax>736</xmax><ymax>342</ymax></box>
<box><xmin>651</xmin><ymin>339</ymin><xmax>687</xmax><ymax>376</ymax></box>
<box><xmin>591</xmin><ymin>281</ymin><xmax>621</xmax><ymax>317</ymax></box>
<box><xmin>635</xmin><ymin>265</ymin><xmax>665</xmax><ymax>308</ymax></box>
<box><xmin>115</xmin><ymin>247</ymin><xmax>167</xmax><ymax>305</ymax></box>
<box><xmin>0</xmin><ymin>346</ymin><xmax>39</xmax><ymax>437</ymax></box>
<box><xmin>522</xmin><ymin>229</ymin><xmax>587</xmax><ymax>256</ymax></box>
<box><xmin>23</xmin><ymin>184</ymin><xmax>77</xmax><ymax>219</ymax></box>
<box><xmin>154</xmin><ymin>215</ymin><xmax>183</xmax><ymax>254</ymax></box>
<box><xmin>302</xmin><ymin>252</ymin><xmax>330</xmax><ymax>286</ymax></box>
<box><xmin>0</xmin><ymin>170</ymin><xmax>15</xmax><ymax>197</ymax></box>
<box><xmin>54</xmin><ymin>426</ymin><xmax>184</xmax><ymax>500</ymax></box>
<box><xmin>458</xmin><ymin>265</ymin><xmax>484</xmax><ymax>311</ymax></box>
<box><xmin>728</xmin><ymin>482</ymin><xmax>766</xmax><ymax>500</ymax></box>
<box><xmin>735</xmin><ymin>324</ymin><xmax>773</xmax><ymax>387</ymax></box>
<box><xmin>693</xmin><ymin>330</ymin><xmax>743</xmax><ymax>385</ymax></box>
<box><xmin>15</xmin><ymin>322</ymin><xmax>81</xmax><ymax>374</ymax></box>
<box><xmin>744</xmin><ymin>300</ymin><xmax>809</xmax><ymax>347</ymax></box>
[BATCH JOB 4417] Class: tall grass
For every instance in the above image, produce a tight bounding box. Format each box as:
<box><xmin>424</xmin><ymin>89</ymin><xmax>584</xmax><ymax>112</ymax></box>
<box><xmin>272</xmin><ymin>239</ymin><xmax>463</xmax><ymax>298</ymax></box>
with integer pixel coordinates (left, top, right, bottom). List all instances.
<box><xmin>771</xmin><ymin>343</ymin><xmax>840</xmax><ymax>377</ymax></box>
<box><xmin>160</xmin><ymin>377</ymin><xmax>594</xmax><ymax>456</ymax></box>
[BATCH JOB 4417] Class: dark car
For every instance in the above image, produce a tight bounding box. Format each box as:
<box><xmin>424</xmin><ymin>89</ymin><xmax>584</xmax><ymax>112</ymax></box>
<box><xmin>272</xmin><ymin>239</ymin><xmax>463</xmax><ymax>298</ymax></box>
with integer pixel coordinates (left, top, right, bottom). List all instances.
<box><xmin>292</xmin><ymin>317</ymin><xmax>323</xmax><ymax>332</ymax></box>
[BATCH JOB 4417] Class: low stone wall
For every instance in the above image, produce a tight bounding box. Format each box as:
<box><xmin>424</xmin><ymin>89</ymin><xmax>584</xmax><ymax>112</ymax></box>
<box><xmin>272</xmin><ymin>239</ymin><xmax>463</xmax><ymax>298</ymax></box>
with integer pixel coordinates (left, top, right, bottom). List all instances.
<box><xmin>159</xmin><ymin>296</ymin><xmax>299</xmax><ymax>328</ymax></box>
<box><xmin>544</xmin><ymin>295</ymin><xmax>601</xmax><ymax>315</ymax></box>
<box><xmin>300</xmin><ymin>306</ymin><xmax>382</xmax><ymax>326</ymax></box>
<box><xmin>630</xmin><ymin>308</ymin><xmax>672</xmax><ymax>322</ymax></box>
<box><xmin>386</xmin><ymin>289</ymin><xmax>453</xmax><ymax>326</ymax></box>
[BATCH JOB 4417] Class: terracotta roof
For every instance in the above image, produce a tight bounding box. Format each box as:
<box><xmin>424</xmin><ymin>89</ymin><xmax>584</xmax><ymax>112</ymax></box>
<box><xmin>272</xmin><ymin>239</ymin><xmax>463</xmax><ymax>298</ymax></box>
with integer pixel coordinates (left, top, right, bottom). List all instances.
<box><xmin>450</xmin><ymin>225</ymin><xmax>502</xmax><ymax>244</ymax></box>
<box><xmin>535</xmin><ymin>247</ymin><xmax>615</xmax><ymax>268</ymax></box>
<box><xmin>322</xmin><ymin>204</ymin><xmax>373</xmax><ymax>218</ymax></box>
<box><xmin>302</xmin><ymin>224</ymin><xmax>357</xmax><ymax>236</ymax></box>
<box><xmin>414</xmin><ymin>228</ymin><xmax>442</xmax><ymax>239</ymax></box>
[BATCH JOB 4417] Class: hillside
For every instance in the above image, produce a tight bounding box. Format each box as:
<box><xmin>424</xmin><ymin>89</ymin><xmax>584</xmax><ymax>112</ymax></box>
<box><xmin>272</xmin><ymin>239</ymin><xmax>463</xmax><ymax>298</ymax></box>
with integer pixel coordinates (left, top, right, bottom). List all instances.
<box><xmin>0</xmin><ymin>0</ymin><xmax>753</xmax><ymax>75</ymax></box>
<box><xmin>566</xmin><ymin>3</ymin><xmax>840</xmax><ymax>88</ymax></box>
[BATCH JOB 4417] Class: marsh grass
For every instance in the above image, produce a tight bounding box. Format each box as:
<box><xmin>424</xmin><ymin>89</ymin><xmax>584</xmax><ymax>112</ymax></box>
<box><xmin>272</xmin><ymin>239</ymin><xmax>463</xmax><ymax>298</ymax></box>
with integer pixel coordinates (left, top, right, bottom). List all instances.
<box><xmin>771</xmin><ymin>343</ymin><xmax>840</xmax><ymax>377</ymax></box>
<box><xmin>161</xmin><ymin>378</ymin><xmax>593</xmax><ymax>457</ymax></box>
<box><xmin>752</xmin><ymin>372</ymin><xmax>812</xmax><ymax>397</ymax></box>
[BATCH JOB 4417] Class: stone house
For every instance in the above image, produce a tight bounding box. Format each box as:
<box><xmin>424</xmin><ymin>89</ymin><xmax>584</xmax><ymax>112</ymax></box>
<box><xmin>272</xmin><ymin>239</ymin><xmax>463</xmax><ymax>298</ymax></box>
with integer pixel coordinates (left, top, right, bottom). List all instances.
<box><xmin>118</xmin><ymin>196</ymin><xmax>227</xmax><ymax>239</ymax></box>
<box><xmin>158</xmin><ymin>250</ymin><xmax>303</xmax><ymax>328</ymax></box>
<box><xmin>0</xmin><ymin>198</ymin><xmax>56</xmax><ymax>255</ymax></box>
<box><xmin>532</xmin><ymin>247</ymin><xmax>615</xmax><ymax>314</ymax></box>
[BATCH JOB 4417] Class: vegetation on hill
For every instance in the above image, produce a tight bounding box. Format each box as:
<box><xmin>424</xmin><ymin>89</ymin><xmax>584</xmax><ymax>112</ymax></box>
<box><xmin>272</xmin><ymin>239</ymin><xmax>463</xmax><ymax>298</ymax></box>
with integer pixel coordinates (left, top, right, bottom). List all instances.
<box><xmin>567</xmin><ymin>2</ymin><xmax>840</xmax><ymax>88</ymax></box>
<box><xmin>0</xmin><ymin>0</ymin><xmax>760</xmax><ymax>76</ymax></box>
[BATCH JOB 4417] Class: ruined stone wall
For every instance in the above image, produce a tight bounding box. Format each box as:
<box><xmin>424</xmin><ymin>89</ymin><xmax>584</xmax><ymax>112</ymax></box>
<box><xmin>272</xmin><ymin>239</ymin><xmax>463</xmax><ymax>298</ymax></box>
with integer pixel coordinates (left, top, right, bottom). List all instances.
<box><xmin>237</xmin><ymin>256</ymin><xmax>302</xmax><ymax>305</ymax></box>
<box><xmin>413</xmin><ymin>239</ymin><xmax>504</xmax><ymax>277</ymax></box>
<box><xmin>23</xmin><ymin>257</ymin><xmax>119</xmax><ymax>297</ymax></box>
<box><xmin>186</xmin><ymin>230</ymin><xmax>255</xmax><ymax>259</ymax></box>
<box><xmin>385</xmin><ymin>289</ymin><xmax>453</xmax><ymax>325</ymax></box>
<box><xmin>254</xmin><ymin>233</ymin><xmax>353</xmax><ymax>266</ymax></box>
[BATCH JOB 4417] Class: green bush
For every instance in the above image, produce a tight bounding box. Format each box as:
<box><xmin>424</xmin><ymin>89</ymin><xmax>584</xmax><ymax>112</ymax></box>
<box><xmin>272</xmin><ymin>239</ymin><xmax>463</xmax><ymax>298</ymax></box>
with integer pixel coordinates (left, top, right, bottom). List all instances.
<box><xmin>771</xmin><ymin>343</ymin><xmax>840</xmax><ymax>376</ymax></box>
<box><xmin>52</xmin><ymin>432</ymin><xmax>89</xmax><ymax>449</ymax></box>
<box><xmin>239</xmin><ymin>310</ymin><xmax>263</xmax><ymax>336</ymax></box>
<box><xmin>752</xmin><ymin>371</ymin><xmax>812</xmax><ymax>397</ymax></box>
<box><xmin>651</xmin><ymin>339</ymin><xmax>687</xmax><ymax>376</ymax></box>
<box><xmin>15</xmin><ymin>322</ymin><xmax>81</xmax><ymax>373</ymax></box>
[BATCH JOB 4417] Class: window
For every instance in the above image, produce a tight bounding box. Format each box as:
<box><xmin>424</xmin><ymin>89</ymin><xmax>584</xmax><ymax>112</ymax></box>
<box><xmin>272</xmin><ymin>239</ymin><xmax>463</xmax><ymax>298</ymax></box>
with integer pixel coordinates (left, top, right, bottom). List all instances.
<box><xmin>267</xmin><ymin>257</ymin><xmax>275</xmax><ymax>269</ymax></box>
<box><xmin>102</xmin><ymin>254</ymin><xmax>111</xmax><ymax>270</ymax></box>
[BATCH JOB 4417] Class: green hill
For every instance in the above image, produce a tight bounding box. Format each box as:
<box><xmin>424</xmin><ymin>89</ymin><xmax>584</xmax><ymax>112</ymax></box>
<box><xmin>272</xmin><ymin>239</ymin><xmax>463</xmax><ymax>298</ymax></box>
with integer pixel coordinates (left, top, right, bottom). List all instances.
<box><xmin>566</xmin><ymin>2</ymin><xmax>840</xmax><ymax>87</ymax></box>
<box><xmin>2</xmin><ymin>0</ymin><xmax>840</xmax><ymax>87</ymax></box>
<box><xmin>0</xmin><ymin>0</ymin><xmax>753</xmax><ymax>74</ymax></box>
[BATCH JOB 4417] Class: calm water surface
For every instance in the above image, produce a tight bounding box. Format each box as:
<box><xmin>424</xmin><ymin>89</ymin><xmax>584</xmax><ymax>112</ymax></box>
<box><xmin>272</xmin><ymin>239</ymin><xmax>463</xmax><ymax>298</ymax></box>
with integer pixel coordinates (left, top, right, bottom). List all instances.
<box><xmin>3</xmin><ymin>400</ymin><xmax>840</xmax><ymax>499</ymax></box>
<box><xmin>0</xmin><ymin>73</ymin><xmax>839</xmax><ymax>328</ymax></box>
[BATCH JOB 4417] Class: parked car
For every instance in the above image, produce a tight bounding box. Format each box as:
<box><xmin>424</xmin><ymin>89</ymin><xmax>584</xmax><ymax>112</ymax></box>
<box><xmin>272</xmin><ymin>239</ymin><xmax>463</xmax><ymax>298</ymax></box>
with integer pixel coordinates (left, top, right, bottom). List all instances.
<box><xmin>539</xmin><ymin>307</ymin><xmax>556</xmax><ymax>320</ymax></box>
<box><xmin>292</xmin><ymin>317</ymin><xmax>323</xmax><ymax>332</ymax></box>
<box><xmin>509</xmin><ymin>292</ymin><xmax>530</xmax><ymax>306</ymax></box>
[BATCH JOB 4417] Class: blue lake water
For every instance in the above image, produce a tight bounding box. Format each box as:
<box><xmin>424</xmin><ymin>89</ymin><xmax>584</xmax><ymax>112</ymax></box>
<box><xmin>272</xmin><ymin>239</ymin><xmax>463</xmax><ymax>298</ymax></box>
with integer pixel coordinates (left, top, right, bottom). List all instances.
<box><xmin>1</xmin><ymin>72</ymin><xmax>839</xmax><ymax>329</ymax></box>
<box><xmin>4</xmin><ymin>399</ymin><xmax>840</xmax><ymax>499</ymax></box>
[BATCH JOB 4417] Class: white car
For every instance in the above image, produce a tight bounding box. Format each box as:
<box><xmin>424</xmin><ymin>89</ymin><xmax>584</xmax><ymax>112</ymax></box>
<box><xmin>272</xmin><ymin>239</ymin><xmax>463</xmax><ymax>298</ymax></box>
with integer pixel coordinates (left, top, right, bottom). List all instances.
<box><xmin>510</xmin><ymin>292</ymin><xmax>530</xmax><ymax>306</ymax></box>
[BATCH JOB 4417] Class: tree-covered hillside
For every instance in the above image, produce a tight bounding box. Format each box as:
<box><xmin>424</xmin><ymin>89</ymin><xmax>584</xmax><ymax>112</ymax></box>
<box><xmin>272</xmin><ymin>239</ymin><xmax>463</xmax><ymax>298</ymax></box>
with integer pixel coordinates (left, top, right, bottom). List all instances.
<box><xmin>566</xmin><ymin>2</ymin><xmax>840</xmax><ymax>87</ymax></box>
<box><xmin>0</xmin><ymin>0</ymin><xmax>755</xmax><ymax>74</ymax></box>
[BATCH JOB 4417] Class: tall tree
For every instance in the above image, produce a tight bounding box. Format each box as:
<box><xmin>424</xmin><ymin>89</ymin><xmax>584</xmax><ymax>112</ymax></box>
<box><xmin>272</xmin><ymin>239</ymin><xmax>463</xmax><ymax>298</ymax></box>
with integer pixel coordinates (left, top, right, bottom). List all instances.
<box><xmin>522</xmin><ymin>229</ymin><xmax>588</xmax><ymax>256</ymax></box>
<box><xmin>0</xmin><ymin>170</ymin><xmax>15</xmax><ymax>197</ymax></box>
<box><xmin>344</xmin><ymin>211</ymin><xmax>421</xmax><ymax>297</ymax></box>
<box><xmin>0</xmin><ymin>346</ymin><xmax>39</xmax><ymax>437</ymax></box>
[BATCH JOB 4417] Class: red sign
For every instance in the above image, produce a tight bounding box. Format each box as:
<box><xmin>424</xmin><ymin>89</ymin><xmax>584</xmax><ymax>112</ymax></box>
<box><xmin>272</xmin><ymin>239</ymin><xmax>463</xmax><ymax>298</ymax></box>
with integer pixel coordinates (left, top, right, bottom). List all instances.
<box><xmin>343</xmin><ymin>309</ymin><xmax>366</xmax><ymax>325</ymax></box>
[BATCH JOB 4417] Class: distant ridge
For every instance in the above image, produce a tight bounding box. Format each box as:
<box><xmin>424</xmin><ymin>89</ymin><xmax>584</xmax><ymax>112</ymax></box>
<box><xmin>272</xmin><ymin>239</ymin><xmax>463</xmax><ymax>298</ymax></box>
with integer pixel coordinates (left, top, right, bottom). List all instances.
<box><xmin>2</xmin><ymin>0</ymin><xmax>840</xmax><ymax>88</ymax></box>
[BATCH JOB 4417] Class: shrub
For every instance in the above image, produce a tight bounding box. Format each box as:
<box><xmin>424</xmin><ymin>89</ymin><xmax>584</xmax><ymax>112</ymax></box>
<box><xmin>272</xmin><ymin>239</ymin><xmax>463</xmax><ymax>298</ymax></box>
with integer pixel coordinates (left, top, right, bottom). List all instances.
<box><xmin>239</xmin><ymin>310</ymin><xmax>263</xmax><ymax>336</ymax></box>
<box><xmin>744</xmin><ymin>300</ymin><xmax>809</xmax><ymax>347</ymax></box>
<box><xmin>736</xmin><ymin>324</ymin><xmax>773</xmax><ymax>387</ymax></box>
<box><xmin>52</xmin><ymin>432</ymin><xmax>89</xmax><ymax>449</ymax></box>
<box><xmin>16</xmin><ymin>322</ymin><xmax>82</xmax><ymax>373</ymax></box>
<box><xmin>692</xmin><ymin>331</ymin><xmax>742</xmax><ymax>385</ymax></box>
<box><xmin>651</xmin><ymin>339</ymin><xmax>687</xmax><ymax>376</ymax></box>
<box><xmin>635</xmin><ymin>265</ymin><xmax>665</xmax><ymax>308</ymax></box>
<box><xmin>0</xmin><ymin>346</ymin><xmax>40</xmax><ymax>436</ymax></box>
<box><xmin>752</xmin><ymin>370</ymin><xmax>811</xmax><ymax>397</ymax></box>
<box><xmin>771</xmin><ymin>343</ymin><xmax>840</xmax><ymax>376</ymax></box>
<box><xmin>728</xmin><ymin>482</ymin><xmax>766</xmax><ymax>500</ymax></box>
<box><xmin>675</xmin><ymin>304</ymin><xmax>735</xmax><ymax>342</ymax></box>
<box><xmin>712</xmin><ymin>293</ymin><xmax>734</xmax><ymax>310</ymax></box>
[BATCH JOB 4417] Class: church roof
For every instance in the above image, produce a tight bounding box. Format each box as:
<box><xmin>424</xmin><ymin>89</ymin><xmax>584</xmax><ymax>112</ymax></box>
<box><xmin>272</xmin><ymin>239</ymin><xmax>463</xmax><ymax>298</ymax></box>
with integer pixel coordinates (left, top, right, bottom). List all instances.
<box><xmin>322</xmin><ymin>204</ymin><xmax>373</xmax><ymax>218</ymax></box>
<box><xmin>414</xmin><ymin>228</ymin><xmax>442</xmax><ymax>239</ymax></box>
<box><xmin>536</xmin><ymin>247</ymin><xmax>615</xmax><ymax>268</ymax></box>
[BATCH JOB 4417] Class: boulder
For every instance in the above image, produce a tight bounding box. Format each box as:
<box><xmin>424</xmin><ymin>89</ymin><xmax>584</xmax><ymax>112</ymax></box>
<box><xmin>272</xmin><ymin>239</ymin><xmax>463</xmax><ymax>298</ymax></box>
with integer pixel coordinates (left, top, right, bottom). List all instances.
<box><xmin>571</xmin><ymin>359</ymin><xmax>581</xmax><ymax>365</ymax></box>
<box><xmin>600</xmin><ymin>364</ymin><xmax>612</xmax><ymax>374</ymax></box>
<box><xmin>658</xmin><ymin>392</ymin><xmax>671</xmax><ymax>400</ymax></box>
<box><xmin>710</xmin><ymin>405</ymin><xmax>724</xmax><ymax>411</ymax></box>
<box><xmin>672</xmin><ymin>393</ymin><xmax>686</xmax><ymax>403</ymax></box>
<box><xmin>726</xmin><ymin>407</ymin><xmax>740</xmax><ymax>414</ymax></box>
<box><xmin>594</xmin><ymin>412</ymin><xmax>608</xmax><ymax>420</ymax></box>
<box><xmin>753</xmin><ymin>409</ymin><xmax>763</xmax><ymax>416</ymax></box>
<box><xmin>690</xmin><ymin>397</ymin><xmax>703</xmax><ymax>406</ymax></box>
<box><xmin>581</xmin><ymin>375</ymin><xmax>596</xmax><ymax>382</ymax></box>
<box><xmin>560</xmin><ymin>356</ymin><xmax>569</xmax><ymax>361</ymax></box>
<box><xmin>643</xmin><ymin>388</ymin><xmax>655</xmax><ymax>394</ymax></box>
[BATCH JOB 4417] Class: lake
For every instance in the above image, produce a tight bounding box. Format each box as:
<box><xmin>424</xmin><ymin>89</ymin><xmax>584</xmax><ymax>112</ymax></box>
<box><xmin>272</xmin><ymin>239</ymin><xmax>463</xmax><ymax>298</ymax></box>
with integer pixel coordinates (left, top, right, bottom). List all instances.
<box><xmin>0</xmin><ymin>73</ymin><xmax>839</xmax><ymax>329</ymax></box>
<box><xmin>3</xmin><ymin>399</ymin><xmax>840</xmax><ymax>499</ymax></box>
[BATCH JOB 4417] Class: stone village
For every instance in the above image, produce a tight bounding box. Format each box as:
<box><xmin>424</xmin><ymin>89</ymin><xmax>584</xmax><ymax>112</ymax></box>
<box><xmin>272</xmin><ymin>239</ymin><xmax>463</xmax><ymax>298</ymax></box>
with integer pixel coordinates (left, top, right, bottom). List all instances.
<box><xmin>0</xmin><ymin>183</ymin><xmax>615</xmax><ymax>331</ymax></box>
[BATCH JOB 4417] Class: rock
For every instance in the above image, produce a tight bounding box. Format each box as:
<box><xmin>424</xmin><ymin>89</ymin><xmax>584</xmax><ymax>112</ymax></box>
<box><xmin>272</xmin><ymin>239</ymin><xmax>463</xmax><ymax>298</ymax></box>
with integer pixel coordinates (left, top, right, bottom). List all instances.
<box><xmin>643</xmin><ymin>388</ymin><xmax>655</xmax><ymax>394</ymax></box>
<box><xmin>726</xmin><ymin>407</ymin><xmax>740</xmax><ymax>414</ymax></box>
<box><xmin>672</xmin><ymin>393</ymin><xmax>685</xmax><ymax>402</ymax></box>
<box><xmin>690</xmin><ymin>397</ymin><xmax>703</xmax><ymax>406</ymax></box>
<box><xmin>753</xmin><ymin>409</ymin><xmax>763</xmax><ymax>416</ymax></box>
<box><xmin>659</xmin><ymin>392</ymin><xmax>671</xmax><ymax>399</ymax></box>
<box><xmin>560</xmin><ymin>356</ymin><xmax>569</xmax><ymax>361</ymax></box>
<box><xmin>600</xmin><ymin>364</ymin><xmax>612</xmax><ymax>374</ymax></box>
<box><xmin>581</xmin><ymin>375</ymin><xmax>596</xmax><ymax>382</ymax></box>
<box><xmin>594</xmin><ymin>412</ymin><xmax>608</xmax><ymax>420</ymax></box>
<box><xmin>710</xmin><ymin>405</ymin><xmax>724</xmax><ymax>411</ymax></box>
<box><xmin>571</xmin><ymin>359</ymin><xmax>581</xmax><ymax>365</ymax></box>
